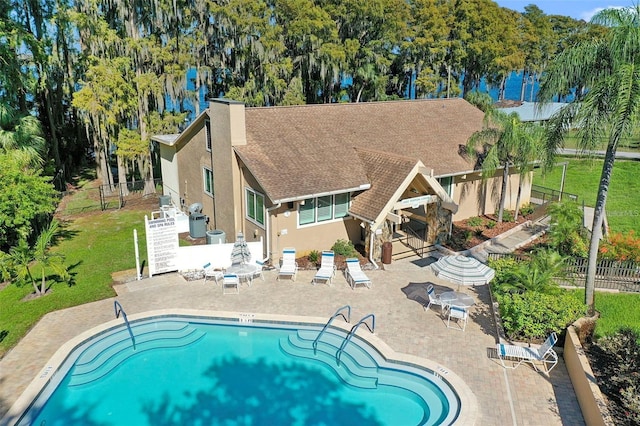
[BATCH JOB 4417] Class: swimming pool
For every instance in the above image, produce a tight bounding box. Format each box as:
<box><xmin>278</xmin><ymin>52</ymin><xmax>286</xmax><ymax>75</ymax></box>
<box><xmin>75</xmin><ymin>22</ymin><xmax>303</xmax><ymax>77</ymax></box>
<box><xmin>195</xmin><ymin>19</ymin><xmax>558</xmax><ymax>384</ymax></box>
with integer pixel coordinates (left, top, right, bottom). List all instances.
<box><xmin>10</xmin><ymin>311</ymin><xmax>473</xmax><ymax>425</ymax></box>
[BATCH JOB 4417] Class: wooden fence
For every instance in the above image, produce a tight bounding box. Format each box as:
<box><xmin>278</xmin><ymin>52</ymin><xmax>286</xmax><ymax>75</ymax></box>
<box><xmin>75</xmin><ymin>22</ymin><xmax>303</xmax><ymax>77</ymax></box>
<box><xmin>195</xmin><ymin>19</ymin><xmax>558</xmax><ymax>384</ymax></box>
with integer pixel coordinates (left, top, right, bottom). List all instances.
<box><xmin>487</xmin><ymin>252</ymin><xmax>640</xmax><ymax>293</ymax></box>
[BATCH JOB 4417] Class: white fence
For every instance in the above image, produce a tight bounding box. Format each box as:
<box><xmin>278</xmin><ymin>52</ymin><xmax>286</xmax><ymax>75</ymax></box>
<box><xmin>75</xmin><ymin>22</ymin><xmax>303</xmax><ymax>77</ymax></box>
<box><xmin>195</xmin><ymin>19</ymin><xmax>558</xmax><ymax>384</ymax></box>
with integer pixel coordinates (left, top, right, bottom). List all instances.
<box><xmin>174</xmin><ymin>240</ymin><xmax>264</xmax><ymax>271</ymax></box>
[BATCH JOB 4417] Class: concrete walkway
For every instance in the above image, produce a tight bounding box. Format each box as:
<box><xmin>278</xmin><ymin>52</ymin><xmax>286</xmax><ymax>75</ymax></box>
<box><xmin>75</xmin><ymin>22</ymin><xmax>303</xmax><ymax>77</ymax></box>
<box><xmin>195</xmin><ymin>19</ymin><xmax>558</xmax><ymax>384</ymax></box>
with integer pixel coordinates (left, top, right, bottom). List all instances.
<box><xmin>0</xmin><ymin>254</ymin><xmax>584</xmax><ymax>425</ymax></box>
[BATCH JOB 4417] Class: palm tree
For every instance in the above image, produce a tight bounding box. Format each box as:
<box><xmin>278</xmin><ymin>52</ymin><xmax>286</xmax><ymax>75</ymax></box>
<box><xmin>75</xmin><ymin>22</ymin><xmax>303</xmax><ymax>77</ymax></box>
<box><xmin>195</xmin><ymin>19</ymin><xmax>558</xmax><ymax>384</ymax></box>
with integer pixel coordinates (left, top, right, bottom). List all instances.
<box><xmin>538</xmin><ymin>5</ymin><xmax>640</xmax><ymax>316</ymax></box>
<box><xmin>0</xmin><ymin>101</ymin><xmax>46</xmax><ymax>168</ymax></box>
<box><xmin>8</xmin><ymin>220</ymin><xmax>69</xmax><ymax>297</ymax></box>
<box><xmin>467</xmin><ymin>109</ymin><xmax>542</xmax><ymax>223</ymax></box>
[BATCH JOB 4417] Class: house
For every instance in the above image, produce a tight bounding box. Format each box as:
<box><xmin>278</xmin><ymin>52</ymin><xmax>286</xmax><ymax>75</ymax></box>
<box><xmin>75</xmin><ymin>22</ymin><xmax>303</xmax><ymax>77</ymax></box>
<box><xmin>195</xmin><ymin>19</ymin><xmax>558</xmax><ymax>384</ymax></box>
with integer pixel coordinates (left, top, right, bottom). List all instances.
<box><xmin>497</xmin><ymin>101</ymin><xmax>568</xmax><ymax>123</ymax></box>
<box><xmin>152</xmin><ymin>98</ymin><xmax>531</xmax><ymax>264</ymax></box>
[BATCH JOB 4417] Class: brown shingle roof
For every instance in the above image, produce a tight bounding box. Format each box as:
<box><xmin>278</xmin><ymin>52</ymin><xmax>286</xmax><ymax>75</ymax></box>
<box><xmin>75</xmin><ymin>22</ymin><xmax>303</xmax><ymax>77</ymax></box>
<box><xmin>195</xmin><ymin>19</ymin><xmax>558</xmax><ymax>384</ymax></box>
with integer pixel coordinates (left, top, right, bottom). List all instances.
<box><xmin>235</xmin><ymin>98</ymin><xmax>482</xmax><ymax>202</ymax></box>
<box><xmin>350</xmin><ymin>149</ymin><xmax>419</xmax><ymax>222</ymax></box>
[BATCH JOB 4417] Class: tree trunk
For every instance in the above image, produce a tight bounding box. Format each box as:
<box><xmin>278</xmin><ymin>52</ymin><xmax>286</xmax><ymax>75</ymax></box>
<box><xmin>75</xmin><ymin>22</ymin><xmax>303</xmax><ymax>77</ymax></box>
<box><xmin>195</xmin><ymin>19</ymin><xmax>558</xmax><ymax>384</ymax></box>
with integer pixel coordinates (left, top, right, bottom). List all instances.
<box><xmin>520</xmin><ymin>70</ymin><xmax>527</xmax><ymax>101</ymax></box>
<box><xmin>40</xmin><ymin>266</ymin><xmax>46</xmax><ymax>295</ymax></box>
<box><xmin>514</xmin><ymin>174</ymin><xmax>523</xmax><ymax>222</ymax></box>
<box><xmin>497</xmin><ymin>162</ymin><xmax>509</xmax><ymax>223</ymax></box>
<box><xmin>585</xmin><ymin>142</ymin><xmax>617</xmax><ymax>315</ymax></box>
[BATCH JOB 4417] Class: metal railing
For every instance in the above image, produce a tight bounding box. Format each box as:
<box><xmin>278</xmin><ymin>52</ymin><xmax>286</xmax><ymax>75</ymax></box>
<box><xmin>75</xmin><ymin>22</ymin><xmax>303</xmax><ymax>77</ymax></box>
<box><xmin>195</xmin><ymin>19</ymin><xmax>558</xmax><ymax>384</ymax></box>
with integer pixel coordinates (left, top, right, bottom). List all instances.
<box><xmin>313</xmin><ymin>305</ymin><xmax>351</xmax><ymax>354</ymax></box>
<box><xmin>114</xmin><ymin>300</ymin><xmax>137</xmax><ymax>350</ymax></box>
<box><xmin>336</xmin><ymin>314</ymin><xmax>375</xmax><ymax>366</ymax></box>
<box><xmin>404</xmin><ymin>224</ymin><xmax>427</xmax><ymax>258</ymax></box>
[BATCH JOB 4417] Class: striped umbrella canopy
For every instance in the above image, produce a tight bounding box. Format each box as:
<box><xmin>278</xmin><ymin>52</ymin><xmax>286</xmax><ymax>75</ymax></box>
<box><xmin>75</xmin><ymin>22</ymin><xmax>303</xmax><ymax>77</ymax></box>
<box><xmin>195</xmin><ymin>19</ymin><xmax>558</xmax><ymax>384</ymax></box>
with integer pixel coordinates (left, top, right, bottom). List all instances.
<box><xmin>430</xmin><ymin>255</ymin><xmax>495</xmax><ymax>287</ymax></box>
<box><xmin>230</xmin><ymin>232</ymin><xmax>251</xmax><ymax>265</ymax></box>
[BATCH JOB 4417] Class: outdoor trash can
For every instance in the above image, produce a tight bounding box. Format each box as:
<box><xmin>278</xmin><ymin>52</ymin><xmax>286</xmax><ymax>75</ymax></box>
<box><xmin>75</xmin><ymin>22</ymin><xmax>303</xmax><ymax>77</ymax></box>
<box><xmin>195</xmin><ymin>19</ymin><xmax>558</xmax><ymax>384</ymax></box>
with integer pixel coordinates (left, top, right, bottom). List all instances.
<box><xmin>382</xmin><ymin>241</ymin><xmax>392</xmax><ymax>264</ymax></box>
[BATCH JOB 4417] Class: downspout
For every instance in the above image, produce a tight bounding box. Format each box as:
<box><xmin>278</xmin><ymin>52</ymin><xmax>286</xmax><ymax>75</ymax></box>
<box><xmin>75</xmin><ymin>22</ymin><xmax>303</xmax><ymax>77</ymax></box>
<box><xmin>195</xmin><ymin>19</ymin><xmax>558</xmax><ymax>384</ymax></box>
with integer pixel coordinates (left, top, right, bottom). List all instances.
<box><xmin>369</xmin><ymin>224</ymin><xmax>379</xmax><ymax>270</ymax></box>
<box><xmin>264</xmin><ymin>203</ymin><xmax>281</xmax><ymax>263</ymax></box>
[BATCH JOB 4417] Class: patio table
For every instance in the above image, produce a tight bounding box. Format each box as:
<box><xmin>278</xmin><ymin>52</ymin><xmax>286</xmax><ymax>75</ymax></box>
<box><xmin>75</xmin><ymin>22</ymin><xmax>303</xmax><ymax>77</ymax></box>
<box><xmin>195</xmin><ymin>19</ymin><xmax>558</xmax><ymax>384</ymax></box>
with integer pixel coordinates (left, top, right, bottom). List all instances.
<box><xmin>225</xmin><ymin>264</ymin><xmax>259</xmax><ymax>287</ymax></box>
<box><xmin>439</xmin><ymin>291</ymin><xmax>475</xmax><ymax>308</ymax></box>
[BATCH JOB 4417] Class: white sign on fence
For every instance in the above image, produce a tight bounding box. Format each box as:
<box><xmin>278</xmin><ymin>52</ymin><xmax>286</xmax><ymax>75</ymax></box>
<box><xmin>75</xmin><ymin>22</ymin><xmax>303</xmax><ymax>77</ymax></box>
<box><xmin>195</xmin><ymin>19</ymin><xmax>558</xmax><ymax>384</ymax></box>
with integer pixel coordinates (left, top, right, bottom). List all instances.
<box><xmin>145</xmin><ymin>215</ymin><xmax>179</xmax><ymax>277</ymax></box>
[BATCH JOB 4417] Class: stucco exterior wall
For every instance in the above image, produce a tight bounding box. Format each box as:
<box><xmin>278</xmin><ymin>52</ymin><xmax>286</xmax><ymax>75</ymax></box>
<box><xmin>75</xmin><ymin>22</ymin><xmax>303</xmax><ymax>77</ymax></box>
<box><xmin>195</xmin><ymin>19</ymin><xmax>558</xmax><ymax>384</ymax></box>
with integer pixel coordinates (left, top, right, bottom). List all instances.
<box><xmin>452</xmin><ymin>170</ymin><xmax>532</xmax><ymax>221</ymax></box>
<box><xmin>268</xmin><ymin>202</ymin><xmax>359</xmax><ymax>262</ymax></box>
<box><xmin>159</xmin><ymin>144</ymin><xmax>180</xmax><ymax>207</ymax></box>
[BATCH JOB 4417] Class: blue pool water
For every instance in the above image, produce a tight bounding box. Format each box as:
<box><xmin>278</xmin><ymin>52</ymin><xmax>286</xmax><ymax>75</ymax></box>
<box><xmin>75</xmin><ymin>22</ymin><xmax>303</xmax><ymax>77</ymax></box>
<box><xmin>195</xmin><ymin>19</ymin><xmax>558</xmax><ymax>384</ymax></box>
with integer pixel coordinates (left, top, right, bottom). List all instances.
<box><xmin>20</xmin><ymin>317</ymin><xmax>459</xmax><ymax>425</ymax></box>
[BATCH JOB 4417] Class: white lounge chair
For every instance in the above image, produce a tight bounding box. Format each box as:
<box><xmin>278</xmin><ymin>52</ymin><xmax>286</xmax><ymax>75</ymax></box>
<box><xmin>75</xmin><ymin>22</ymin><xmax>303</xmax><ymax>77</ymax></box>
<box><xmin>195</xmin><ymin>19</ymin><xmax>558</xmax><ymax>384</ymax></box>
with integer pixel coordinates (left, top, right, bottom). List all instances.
<box><xmin>344</xmin><ymin>258</ymin><xmax>371</xmax><ymax>289</ymax></box>
<box><xmin>312</xmin><ymin>251</ymin><xmax>336</xmax><ymax>286</ymax></box>
<box><xmin>424</xmin><ymin>284</ymin><xmax>448</xmax><ymax>315</ymax></box>
<box><xmin>277</xmin><ymin>248</ymin><xmax>298</xmax><ymax>281</ymax></box>
<box><xmin>222</xmin><ymin>274</ymin><xmax>240</xmax><ymax>294</ymax></box>
<box><xmin>497</xmin><ymin>332</ymin><xmax>559</xmax><ymax>374</ymax></box>
<box><xmin>447</xmin><ymin>305</ymin><xmax>468</xmax><ymax>331</ymax></box>
<box><xmin>203</xmin><ymin>262</ymin><xmax>223</xmax><ymax>285</ymax></box>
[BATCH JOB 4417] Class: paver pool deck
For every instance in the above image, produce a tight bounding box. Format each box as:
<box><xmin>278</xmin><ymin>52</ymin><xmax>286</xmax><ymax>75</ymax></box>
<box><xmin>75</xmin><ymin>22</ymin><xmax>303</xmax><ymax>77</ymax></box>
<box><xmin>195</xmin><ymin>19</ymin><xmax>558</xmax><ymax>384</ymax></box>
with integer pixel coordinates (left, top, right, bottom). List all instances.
<box><xmin>0</xmin><ymin>258</ymin><xmax>585</xmax><ymax>425</ymax></box>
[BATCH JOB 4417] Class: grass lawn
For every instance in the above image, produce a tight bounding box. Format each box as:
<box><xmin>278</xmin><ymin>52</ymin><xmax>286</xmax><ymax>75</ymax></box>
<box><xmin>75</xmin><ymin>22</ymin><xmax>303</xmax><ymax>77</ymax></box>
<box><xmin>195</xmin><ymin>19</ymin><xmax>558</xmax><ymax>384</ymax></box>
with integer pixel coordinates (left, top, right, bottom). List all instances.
<box><xmin>534</xmin><ymin>158</ymin><xmax>640</xmax><ymax>233</ymax></box>
<box><xmin>0</xmin><ymin>209</ymin><xmax>149</xmax><ymax>357</ymax></box>
<box><xmin>563</xmin><ymin>129</ymin><xmax>640</xmax><ymax>153</ymax></box>
<box><xmin>594</xmin><ymin>292</ymin><xmax>640</xmax><ymax>340</ymax></box>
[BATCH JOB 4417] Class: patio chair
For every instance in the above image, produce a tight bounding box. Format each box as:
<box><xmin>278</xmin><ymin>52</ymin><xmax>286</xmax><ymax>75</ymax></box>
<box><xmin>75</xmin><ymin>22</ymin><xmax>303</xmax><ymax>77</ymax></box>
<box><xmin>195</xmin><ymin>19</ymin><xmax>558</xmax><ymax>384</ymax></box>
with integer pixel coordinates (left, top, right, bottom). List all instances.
<box><xmin>312</xmin><ymin>251</ymin><xmax>336</xmax><ymax>286</ymax></box>
<box><xmin>222</xmin><ymin>274</ymin><xmax>240</xmax><ymax>294</ymax></box>
<box><xmin>424</xmin><ymin>284</ymin><xmax>448</xmax><ymax>315</ymax></box>
<box><xmin>447</xmin><ymin>305</ymin><xmax>468</xmax><ymax>331</ymax></box>
<box><xmin>344</xmin><ymin>258</ymin><xmax>372</xmax><ymax>289</ymax></box>
<box><xmin>254</xmin><ymin>259</ymin><xmax>265</xmax><ymax>281</ymax></box>
<box><xmin>277</xmin><ymin>248</ymin><xmax>298</xmax><ymax>281</ymax></box>
<box><xmin>496</xmin><ymin>332</ymin><xmax>559</xmax><ymax>374</ymax></box>
<box><xmin>203</xmin><ymin>262</ymin><xmax>223</xmax><ymax>285</ymax></box>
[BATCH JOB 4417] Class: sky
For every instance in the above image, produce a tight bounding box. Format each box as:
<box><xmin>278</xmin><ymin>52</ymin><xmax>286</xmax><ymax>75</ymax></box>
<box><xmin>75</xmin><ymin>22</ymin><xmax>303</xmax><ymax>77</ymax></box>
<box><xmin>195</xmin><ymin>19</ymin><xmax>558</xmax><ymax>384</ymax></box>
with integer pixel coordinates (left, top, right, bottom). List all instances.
<box><xmin>494</xmin><ymin>1</ymin><xmax>631</xmax><ymax>21</ymax></box>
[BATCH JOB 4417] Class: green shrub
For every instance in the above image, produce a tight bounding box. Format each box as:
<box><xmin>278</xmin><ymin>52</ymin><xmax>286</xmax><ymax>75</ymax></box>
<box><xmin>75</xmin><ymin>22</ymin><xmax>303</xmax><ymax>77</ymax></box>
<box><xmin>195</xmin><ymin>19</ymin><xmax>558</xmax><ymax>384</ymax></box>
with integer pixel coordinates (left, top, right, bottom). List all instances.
<box><xmin>501</xmin><ymin>210</ymin><xmax>514</xmax><ymax>222</ymax></box>
<box><xmin>496</xmin><ymin>290</ymin><xmax>584</xmax><ymax>341</ymax></box>
<box><xmin>489</xmin><ymin>257</ymin><xmax>526</xmax><ymax>295</ymax></box>
<box><xmin>589</xmin><ymin>328</ymin><xmax>640</xmax><ymax>424</ymax></box>
<box><xmin>308</xmin><ymin>250</ymin><xmax>320</xmax><ymax>265</ymax></box>
<box><xmin>486</xmin><ymin>220</ymin><xmax>497</xmax><ymax>229</ymax></box>
<box><xmin>463</xmin><ymin>230</ymin><xmax>473</xmax><ymax>242</ymax></box>
<box><xmin>519</xmin><ymin>203</ymin><xmax>535</xmax><ymax>216</ymax></box>
<box><xmin>466</xmin><ymin>216</ymin><xmax>484</xmax><ymax>227</ymax></box>
<box><xmin>331</xmin><ymin>239</ymin><xmax>358</xmax><ymax>257</ymax></box>
<box><xmin>547</xmin><ymin>201</ymin><xmax>588</xmax><ymax>257</ymax></box>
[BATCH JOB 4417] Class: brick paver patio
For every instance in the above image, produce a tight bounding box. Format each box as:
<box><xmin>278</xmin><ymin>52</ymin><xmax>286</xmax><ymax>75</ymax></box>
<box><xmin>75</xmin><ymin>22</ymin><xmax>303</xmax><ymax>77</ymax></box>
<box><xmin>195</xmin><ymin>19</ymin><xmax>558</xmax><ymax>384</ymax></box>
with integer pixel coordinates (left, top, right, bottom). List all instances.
<box><xmin>0</xmin><ymin>257</ymin><xmax>585</xmax><ymax>425</ymax></box>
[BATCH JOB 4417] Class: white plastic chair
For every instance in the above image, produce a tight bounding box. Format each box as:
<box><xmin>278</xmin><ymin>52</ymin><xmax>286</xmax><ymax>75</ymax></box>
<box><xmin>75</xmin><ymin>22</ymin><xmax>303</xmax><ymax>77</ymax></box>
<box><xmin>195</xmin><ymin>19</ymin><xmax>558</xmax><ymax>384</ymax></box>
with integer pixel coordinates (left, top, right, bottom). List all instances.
<box><xmin>344</xmin><ymin>258</ymin><xmax>371</xmax><ymax>289</ymax></box>
<box><xmin>447</xmin><ymin>305</ymin><xmax>468</xmax><ymax>331</ymax></box>
<box><xmin>203</xmin><ymin>262</ymin><xmax>223</xmax><ymax>285</ymax></box>
<box><xmin>425</xmin><ymin>284</ymin><xmax>449</xmax><ymax>316</ymax></box>
<box><xmin>222</xmin><ymin>274</ymin><xmax>240</xmax><ymax>294</ymax></box>
<box><xmin>312</xmin><ymin>251</ymin><xmax>336</xmax><ymax>286</ymax></box>
<box><xmin>254</xmin><ymin>260</ymin><xmax>265</xmax><ymax>281</ymax></box>
<box><xmin>497</xmin><ymin>332</ymin><xmax>559</xmax><ymax>374</ymax></box>
<box><xmin>277</xmin><ymin>248</ymin><xmax>298</xmax><ymax>281</ymax></box>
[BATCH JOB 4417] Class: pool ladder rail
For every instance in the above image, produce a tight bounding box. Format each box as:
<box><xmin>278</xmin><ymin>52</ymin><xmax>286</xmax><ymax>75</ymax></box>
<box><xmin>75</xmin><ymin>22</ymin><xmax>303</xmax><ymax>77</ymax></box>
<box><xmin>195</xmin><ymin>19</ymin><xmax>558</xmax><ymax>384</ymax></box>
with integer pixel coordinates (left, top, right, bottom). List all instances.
<box><xmin>114</xmin><ymin>300</ymin><xmax>136</xmax><ymax>350</ymax></box>
<box><xmin>312</xmin><ymin>305</ymin><xmax>351</xmax><ymax>355</ymax></box>
<box><xmin>336</xmin><ymin>314</ymin><xmax>375</xmax><ymax>367</ymax></box>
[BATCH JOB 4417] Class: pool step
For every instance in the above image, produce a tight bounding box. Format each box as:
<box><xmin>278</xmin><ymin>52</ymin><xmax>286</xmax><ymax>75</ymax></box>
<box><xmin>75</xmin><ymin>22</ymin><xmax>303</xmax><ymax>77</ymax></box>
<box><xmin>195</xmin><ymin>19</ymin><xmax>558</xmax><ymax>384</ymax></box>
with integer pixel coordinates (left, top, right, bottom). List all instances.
<box><xmin>75</xmin><ymin>320</ymin><xmax>189</xmax><ymax>367</ymax></box>
<box><xmin>296</xmin><ymin>329</ymin><xmax>379</xmax><ymax>369</ymax></box>
<box><xmin>279</xmin><ymin>330</ymin><xmax>379</xmax><ymax>390</ymax></box>
<box><xmin>377</xmin><ymin>369</ymin><xmax>447</xmax><ymax>425</ymax></box>
<box><xmin>69</xmin><ymin>323</ymin><xmax>205</xmax><ymax>387</ymax></box>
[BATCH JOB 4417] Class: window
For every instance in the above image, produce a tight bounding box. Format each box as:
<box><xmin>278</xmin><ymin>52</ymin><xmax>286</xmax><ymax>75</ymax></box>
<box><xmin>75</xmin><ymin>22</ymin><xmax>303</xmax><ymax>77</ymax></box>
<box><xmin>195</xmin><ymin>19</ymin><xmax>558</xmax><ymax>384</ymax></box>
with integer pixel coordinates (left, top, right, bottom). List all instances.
<box><xmin>437</xmin><ymin>176</ymin><xmax>453</xmax><ymax>197</ymax></box>
<box><xmin>298</xmin><ymin>193</ymin><xmax>350</xmax><ymax>226</ymax></box>
<box><xmin>205</xmin><ymin>119</ymin><xmax>211</xmax><ymax>151</ymax></box>
<box><xmin>246</xmin><ymin>188</ymin><xmax>265</xmax><ymax>226</ymax></box>
<box><xmin>203</xmin><ymin>167</ymin><xmax>213</xmax><ymax>196</ymax></box>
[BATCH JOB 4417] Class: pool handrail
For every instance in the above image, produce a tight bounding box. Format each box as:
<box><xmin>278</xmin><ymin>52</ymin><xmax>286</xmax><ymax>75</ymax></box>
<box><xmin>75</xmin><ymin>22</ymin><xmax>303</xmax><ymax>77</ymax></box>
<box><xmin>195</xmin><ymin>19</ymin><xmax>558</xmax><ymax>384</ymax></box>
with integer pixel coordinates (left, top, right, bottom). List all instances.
<box><xmin>336</xmin><ymin>313</ymin><xmax>375</xmax><ymax>367</ymax></box>
<box><xmin>114</xmin><ymin>300</ymin><xmax>137</xmax><ymax>350</ymax></box>
<box><xmin>312</xmin><ymin>305</ymin><xmax>351</xmax><ymax>354</ymax></box>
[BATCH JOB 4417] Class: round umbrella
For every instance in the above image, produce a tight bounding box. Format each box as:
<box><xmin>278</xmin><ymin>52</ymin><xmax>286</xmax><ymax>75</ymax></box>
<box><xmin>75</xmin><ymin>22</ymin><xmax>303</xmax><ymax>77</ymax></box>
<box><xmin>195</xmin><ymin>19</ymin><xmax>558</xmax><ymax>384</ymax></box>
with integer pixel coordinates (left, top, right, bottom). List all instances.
<box><xmin>230</xmin><ymin>232</ymin><xmax>252</xmax><ymax>265</ymax></box>
<box><xmin>430</xmin><ymin>255</ymin><xmax>495</xmax><ymax>288</ymax></box>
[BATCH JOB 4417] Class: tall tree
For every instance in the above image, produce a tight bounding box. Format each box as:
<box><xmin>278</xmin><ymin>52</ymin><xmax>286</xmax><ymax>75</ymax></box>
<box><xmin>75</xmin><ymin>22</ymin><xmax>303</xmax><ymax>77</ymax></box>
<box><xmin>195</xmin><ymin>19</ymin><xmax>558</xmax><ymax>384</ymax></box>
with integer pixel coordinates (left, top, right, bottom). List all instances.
<box><xmin>538</xmin><ymin>5</ymin><xmax>640</xmax><ymax>316</ymax></box>
<box><xmin>466</xmin><ymin>108</ymin><xmax>540</xmax><ymax>223</ymax></box>
<box><xmin>0</xmin><ymin>101</ymin><xmax>46</xmax><ymax>167</ymax></box>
